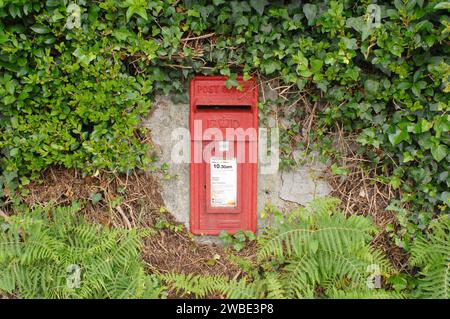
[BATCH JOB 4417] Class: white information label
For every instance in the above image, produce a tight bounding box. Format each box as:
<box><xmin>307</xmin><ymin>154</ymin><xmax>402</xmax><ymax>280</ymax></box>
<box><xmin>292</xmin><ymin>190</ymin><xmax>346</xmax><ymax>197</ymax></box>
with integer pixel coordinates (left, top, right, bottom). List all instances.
<box><xmin>210</xmin><ymin>157</ymin><xmax>237</xmax><ymax>207</ymax></box>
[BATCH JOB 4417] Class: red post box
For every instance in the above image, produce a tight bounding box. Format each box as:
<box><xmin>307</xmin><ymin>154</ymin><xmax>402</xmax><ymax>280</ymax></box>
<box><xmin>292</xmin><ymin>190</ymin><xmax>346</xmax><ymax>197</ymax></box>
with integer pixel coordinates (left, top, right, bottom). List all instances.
<box><xmin>190</xmin><ymin>76</ymin><xmax>258</xmax><ymax>235</ymax></box>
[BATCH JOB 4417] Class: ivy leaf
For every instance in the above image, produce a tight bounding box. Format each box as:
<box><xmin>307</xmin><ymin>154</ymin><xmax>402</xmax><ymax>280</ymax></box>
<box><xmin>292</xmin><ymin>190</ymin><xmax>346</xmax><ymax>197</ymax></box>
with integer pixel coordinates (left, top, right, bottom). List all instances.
<box><xmin>5</xmin><ymin>81</ymin><xmax>15</xmax><ymax>95</ymax></box>
<box><xmin>389</xmin><ymin>176</ymin><xmax>401</xmax><ymax>189</ymax></box>
<box><xmin>126</xmin><ymin>6</ymin><xmax>148</xmax><ymax>22</ymax></box>
<box><xmin>346</xmin><ymin>16</ymin><xmax>372</xmax><ymax>41</ymax></box>
<box><xmin>331</xmin><ymin>164</ymin><xmax>349</xmax><ymax>175</ymax></box>
<box><xmin>412</xmin><ymin>81</ymin><xmax>427</xmax><ymax>97</ymax></box>
<box><xmin>303</xmin><ymin>4</ymin><xmax>317</xmax><ymax>26</ymax></box>
<box><xmin>440</xmin><ymin>191</ymin><xmax>450</xmax><ymax>206</ymax></box>
<box><xmin>235</xmin><ymin>15</ymin><xmax>249</xmax><ymax>27</ymax></box>
<box><xmin>9</xmin><ymin>148</ymin><xmax>19</xmax><ymax>157</ymax></box>
<box><xmin>224</xmin><ymin>79</ymin><xmax>238</xmax><ymax>89</ymax></box>
<box><xmin>112</xmin><ymin>29</ymin><xmax>131</xmax><ymax>41</ymax></box>
<box><xmin>388</xmin><ymin>127</ymin><xmax>409</xmax><ymax>145</ymax></box>
<box><xmin>126</xmin><ymin>7</ymin><xmax>135</xmax><ymax>22</ymax></box>
<box><xmin>418</xmin><ymin>134</ymin><xmax>433</xmax><ymax>150</ymax></box>
<box><xmin>361</xmin><ymin>24</ymin><xmax>372</xmax><ymax>41</ymax></box>
<box><xmin>364</xmin><ymin>79</ymin><xmax>379</xmax><ymax>95</ymax></box>
<box><xmin>135</xmin><ymin>7</ymin><xmax>148</xmax><ymax>20</ymax></box>
<box><xmin>43</xmin><ymin>35</ymin><xmax>55</xmax><ymax>44</ymax></box>
<box><xmin>250</xmin><ymin>0</ymin><xmax>268</xmax><ymax>15</ymax></box>
<box><xmin>342</xmin><ymin>37</ymin><xmax>358</xmax><ymax>50</ymax></box>
<box><xmin>397</xmin><ymin>82</ymin><xmax>412</xmax><ymax>90</ymax></box>
<box><xmin>3</xmin><ymin>95</ymin><xmax>16</xmax><ymax>105</ymax></box>
<box><xmin>30</xmin><ymin>24</ymin><xmax>51</xmax><ymax>34</ymax></box>
<box><xmin>187</xmin><ymin>9</ymin><xmax>200</xmax><ymax>17</ymax></box>
<box><xmin>199</xmin><ymin>5</ymin><xmax>214</xmax><ymax>19</ymax></box>
<box><xmin>218</xmin><ymin>231</ymin><xmax>233</xmax><ymax>245</ymax></box>
<box><xmin>316</xmin><ymin>80</ymin><xmax>329</xmax><ymax>92</ymax></box>
<box><xmin>346</xmin><ymin>17</ymin><xmax>363</xmax><ymax>32</ymax></box>
<box><xmin>89</xmin><ymin>192</ymin><xmax>103</xmax><ymax>205</ymax></box>
<box><xmin>72</xmin><ymin>48</ymin><xmax>96</xmax><ymax>66</ymax></box>
<box><xmin>414</xmin><ymin>119</ymin><xmax>433</xmax><ymax>133</ymax></box>
<box><xmin>345</xmin><ymin>17</ymin><xmax>372</xmax><ymax>41</ymax></box>
<box><xmin>431</xmin><ymin>144</ymin><xmax>447</xmax><ymax>162</ymax></box>
<box><xmin>263</xmin><ymin>61</ymin><xmax>280</xmax><ymax>75</ymax></box>
<box><xmin>8</xmin><ymin>4</ymin><xmax>21</xmax><ymax>18</ymax></box>
<box><xmin>88</xmin><ymin>5</ymin><xmax>100</xmax><ymax>22</ymax></box>
<box><xmin>230</xmin><ymin>1</ymin><xmax>251</xmax><ymax>17</ymax></box>
<box><xmin>46</xmin><ymin>0</ymin><xmax>61</xmax><ymax>7</ymax></box>
<box><xmin>310</xmin><ymin>59</ymin><xmax>323</xmax><ymax>73</ymax></box>
<box><xmin>434</xmin><ymin>2</ymin><xmax>450</xmax><ymax>9</ymax></box>
<box><xmin>402</xmin><ymin>152</ymin><xmax>414</xmax><ymax>163</ymax></box>
<box><xmin>434</xmin><ymin>116</ymin><xmax>450</xmax><ymax>137</ymax></box>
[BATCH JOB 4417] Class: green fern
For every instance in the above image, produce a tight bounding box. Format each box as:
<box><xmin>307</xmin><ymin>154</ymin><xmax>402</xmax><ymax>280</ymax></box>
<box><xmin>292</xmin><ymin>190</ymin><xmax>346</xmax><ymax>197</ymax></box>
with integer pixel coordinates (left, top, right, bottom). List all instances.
<box><xmin>161</xmin><ymin>272</ymin><xmax>268</xmax><ymax>299</ymax></box>
<box><xmin>257</xmin><ymin>197</ymin><xmax>398</xmax><ymax>298</ymax></box>
<box><xmin>162</xmin><ymin>273</ymin><xmax>228</xmax><ymax>298</ymax></box>
<box><xmin>410</xmin><ymin>215</ymin><xmax>450</xmax><ymax>299</ymax></box>
<box><xmin>0</xmin><ymin>202</ymin><xmax>166</xmax><ymax>299</ymax></box>
<box><xmin>163</xmin><ymin>198</ymin><xmax>400</xmax><ymax>299</ymax></box>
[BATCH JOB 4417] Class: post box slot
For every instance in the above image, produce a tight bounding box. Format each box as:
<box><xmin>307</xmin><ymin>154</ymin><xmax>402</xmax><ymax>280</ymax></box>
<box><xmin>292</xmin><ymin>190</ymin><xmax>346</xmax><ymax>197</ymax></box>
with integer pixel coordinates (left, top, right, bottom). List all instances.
<box><xmin>196</xmin><ymin>105</ymin><xmax>251</xmax><ymax>111</ymax></box>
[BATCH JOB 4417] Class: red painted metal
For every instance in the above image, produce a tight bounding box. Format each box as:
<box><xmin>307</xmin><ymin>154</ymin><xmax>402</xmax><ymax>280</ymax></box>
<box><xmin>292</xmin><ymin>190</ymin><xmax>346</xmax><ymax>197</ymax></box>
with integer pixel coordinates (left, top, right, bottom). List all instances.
<box><xmin>190</xmin><ymin>76</ymin><xmax>258</xmax><ymax>235</ymax></box>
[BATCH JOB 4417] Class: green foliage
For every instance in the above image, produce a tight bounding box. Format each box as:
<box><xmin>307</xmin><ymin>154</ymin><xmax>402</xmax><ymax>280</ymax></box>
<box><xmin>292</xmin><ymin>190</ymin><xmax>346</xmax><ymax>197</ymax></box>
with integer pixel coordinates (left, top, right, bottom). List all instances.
<box><xmin>410</xmin><ymin>215</ymin><xmax>450</xmax><ymax>299</ymax></box>
<box><xmin>256</xmin><ymin>197</ymin><xmax>400</xmax><ymax>298</ymax></box>
<box><xmin>219</xmin><ymin>230</ymin><xmax>256</xmax><ymax>252</ymax></box>
<box><xmin>0</xmin><ymin>0</ymin><xmax>155</xmax><ymax>206</ymax></box>
<box><xmin>163</xmin><ymin>271</ymin><xmax>293</xmax><ymax>299</ymax></box>
<box><xmin>0</xmin><ymin>0</ymin><xmax>448</xmax><ymax>240</ymax></box>
<box><xmin>163</xmin><ymin>273</ymin><xmax>234</xmax><ymax>298</ymax></box>
<box><xmin>164</xmin><ymin>198</ymin><xmax>402</xmax><ymax>299</ymax></box>
<box><xmin>0</xmin><ymin>202</ymin><xmax>166</xmax><ymax>298</ymax></box>
<box><xmin>153</xmin><ymin>206</ymin><xmax>184</xmax><ymax>232</ymax></box>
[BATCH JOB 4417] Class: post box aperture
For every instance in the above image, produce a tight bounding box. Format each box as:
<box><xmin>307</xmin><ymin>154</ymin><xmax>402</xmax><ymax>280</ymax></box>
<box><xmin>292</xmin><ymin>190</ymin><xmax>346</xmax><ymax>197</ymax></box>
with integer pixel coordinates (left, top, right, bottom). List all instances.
<box><xmin>190</xmin><ymin>76</ymin><xmax>258</xmax><ymax>235</ymax></box>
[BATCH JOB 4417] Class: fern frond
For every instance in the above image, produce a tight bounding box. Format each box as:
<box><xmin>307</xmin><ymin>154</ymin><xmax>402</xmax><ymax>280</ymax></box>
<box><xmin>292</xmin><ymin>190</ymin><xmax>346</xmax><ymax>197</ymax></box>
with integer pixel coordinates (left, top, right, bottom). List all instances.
<box><xmin>410</xmin><ymin>215</ymin><xmax>450</xmax><ymax>299</ymax></box>
<box><xmin>257</xmin><ymin>204</ymin><xmax>375</xmax><ymax>261</ymax></box>
<box><xmin>0</xmin><ymin>202</ymin><xmax>165</xmax><ymax>299</ymax></box>
<box><xmin>162</xmin><ymin>273</ymin><xmax>225</xmax><ymax>298</ymax></box>
<box><xmin>263</xmin><ymin>273</ymin><xmax>286</xmax><ymax>299</ymax></box>
<box><xmin>328</xmin><ymin>288</ymin><xmax>404</xmax><ymax>299</ymax></box>
<box><xmin>258</xmin><ymin>198</ymin><xmax>398</xmax><ymax>299</ymax></box>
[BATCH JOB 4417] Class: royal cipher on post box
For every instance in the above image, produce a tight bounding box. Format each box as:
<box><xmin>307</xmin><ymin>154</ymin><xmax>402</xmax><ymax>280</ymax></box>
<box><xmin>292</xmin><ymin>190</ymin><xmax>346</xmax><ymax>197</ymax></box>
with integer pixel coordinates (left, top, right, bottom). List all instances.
<box><xmin>190</xmin><ymin>76</ymin><xmax>258</xmax><ymax>235</ymax></box>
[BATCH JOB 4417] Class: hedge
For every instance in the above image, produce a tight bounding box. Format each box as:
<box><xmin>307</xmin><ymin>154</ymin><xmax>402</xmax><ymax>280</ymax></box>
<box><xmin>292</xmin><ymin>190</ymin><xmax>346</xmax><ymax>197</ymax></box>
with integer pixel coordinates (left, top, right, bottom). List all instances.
<box><xmin>0</xmin><ymin>1</ymin><xmax>449</xmax><ymax>240</ymax></box>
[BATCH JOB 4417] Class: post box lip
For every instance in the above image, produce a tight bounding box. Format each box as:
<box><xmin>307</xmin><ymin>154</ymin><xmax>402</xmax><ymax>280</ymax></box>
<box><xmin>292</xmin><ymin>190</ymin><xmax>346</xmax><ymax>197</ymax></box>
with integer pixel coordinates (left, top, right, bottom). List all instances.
<box><xmin>191</xmin><ymin>75</ymin><xmax>256</xmax><ymax>82</ymax></box>
<box><xmin>190</xmin><ymin>75</ymin><xmax>258</xmax><ymax>112</ymax></box>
